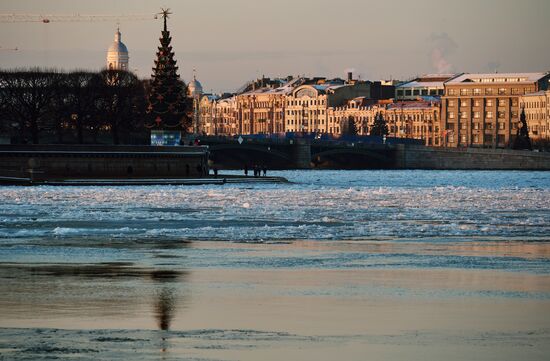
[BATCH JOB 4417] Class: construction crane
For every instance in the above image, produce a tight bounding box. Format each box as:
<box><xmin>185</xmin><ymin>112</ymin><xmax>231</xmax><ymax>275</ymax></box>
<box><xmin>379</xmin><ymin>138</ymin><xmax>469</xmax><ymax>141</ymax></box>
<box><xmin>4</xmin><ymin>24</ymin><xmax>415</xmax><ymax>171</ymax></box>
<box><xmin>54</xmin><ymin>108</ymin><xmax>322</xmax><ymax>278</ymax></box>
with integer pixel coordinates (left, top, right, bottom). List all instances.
<box><xmin>0</xmin><ymin>13</ymin><xmax>157</xmax><ymax>24</ymax></box>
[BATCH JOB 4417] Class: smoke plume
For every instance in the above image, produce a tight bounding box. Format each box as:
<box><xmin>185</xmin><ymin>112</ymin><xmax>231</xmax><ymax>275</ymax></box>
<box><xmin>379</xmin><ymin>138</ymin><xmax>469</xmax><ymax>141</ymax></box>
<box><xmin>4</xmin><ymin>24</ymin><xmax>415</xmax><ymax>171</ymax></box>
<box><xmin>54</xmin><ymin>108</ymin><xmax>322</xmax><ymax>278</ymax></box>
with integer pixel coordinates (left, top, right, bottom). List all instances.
<box><xmin>429</xmin><ymin>32</ymin><xmax>458</xmax><ymax>74</ymax></box>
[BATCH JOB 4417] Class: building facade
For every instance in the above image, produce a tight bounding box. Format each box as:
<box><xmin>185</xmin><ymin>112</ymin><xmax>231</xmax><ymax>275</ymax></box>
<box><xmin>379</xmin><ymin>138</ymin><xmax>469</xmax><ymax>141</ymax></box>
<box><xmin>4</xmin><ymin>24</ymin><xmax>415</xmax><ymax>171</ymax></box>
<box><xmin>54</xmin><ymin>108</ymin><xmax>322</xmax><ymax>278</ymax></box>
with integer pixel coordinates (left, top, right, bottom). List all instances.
<box><xmin>519</xmin><ymin>90</ymin><xmax>550</xmax><ymax>141</ymax></box>
<box><xmin>328</xmin><ymin>99</ymin><xmax>440</xmax><ymax>145</ymax></box>
<box><xmin>441</xmin><ymin>73</ymin><xmax>550</xmax><ymax>148</ymax></box>
<box><xmin>236</xmin><ymin>88</ymin><xmax>289</xmax><ymax>134</ymax></box>
<box><xmin>285</xmin><ymin>80</ymin><xmax>388</xmax><ymax>133</ymax></box>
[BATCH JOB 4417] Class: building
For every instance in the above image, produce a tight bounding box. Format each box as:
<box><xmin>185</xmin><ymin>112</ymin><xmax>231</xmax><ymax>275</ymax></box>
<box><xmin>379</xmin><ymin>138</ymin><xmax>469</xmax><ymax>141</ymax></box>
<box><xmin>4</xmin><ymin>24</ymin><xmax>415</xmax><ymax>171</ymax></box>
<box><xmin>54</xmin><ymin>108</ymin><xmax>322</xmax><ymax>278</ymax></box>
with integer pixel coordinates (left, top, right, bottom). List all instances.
<box><xmin>286</xmin><ymin>78</ymin><xmax>394</xmax><ymax>134</ymax></box>
<box><xmin>441</xmin><ymin>72</ymin><xmax>550</xmax><ymax>148</ymax></box>
<box><xmin>519</xmin><ymin>90</ymin><xmax>550</xmax><ymax>141</ymax></box>
<box><xmin>198</xmin><ymin>94</ymin><xmax>221</xmax><ymax>135</ymax></box>
<box><xmin>327</xmin><ymin>99</ymin><xmax>440</xmax><ymax>145</ymax></box>
<box><xmin>106</xmin><ymin>28</ymin><xmax>129</xmax><ymax>71</ymax></box>
<box><xmin>236</xmin><ymin>86</ymin><xmax>290</xmax><ymax>135</ymax></box>
<box><xmin>396</xmin><ymin>74</ymin><xmax>458</xmax><ymax>100</ymax></box>
<box><xmin>188</xmin><ymin>75</ymin><xmax>204</xmax><ymax>134</ymax></box>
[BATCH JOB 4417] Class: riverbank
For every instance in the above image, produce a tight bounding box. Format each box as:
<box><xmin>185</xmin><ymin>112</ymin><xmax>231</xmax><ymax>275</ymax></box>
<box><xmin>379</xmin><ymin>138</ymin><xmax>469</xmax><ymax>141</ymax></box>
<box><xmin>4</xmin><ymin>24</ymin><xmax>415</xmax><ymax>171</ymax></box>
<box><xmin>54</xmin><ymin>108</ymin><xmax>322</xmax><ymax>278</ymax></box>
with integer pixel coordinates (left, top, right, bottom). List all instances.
<box><xmin>0</xmin><ymin>174</ymin><xmax>288</xmax><ymax>186</ymax></box>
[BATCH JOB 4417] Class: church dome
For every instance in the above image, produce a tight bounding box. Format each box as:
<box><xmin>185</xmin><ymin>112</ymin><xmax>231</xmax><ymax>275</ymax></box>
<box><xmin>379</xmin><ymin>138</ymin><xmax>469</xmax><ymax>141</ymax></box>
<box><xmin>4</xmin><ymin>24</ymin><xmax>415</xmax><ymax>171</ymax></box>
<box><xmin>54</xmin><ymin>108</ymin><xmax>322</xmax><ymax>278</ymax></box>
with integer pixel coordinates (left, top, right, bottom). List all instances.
<box><xmin>106</xmin><ymin>28</ymin><xmax>129</xmax><ymax>71</ymax></box>
<box><xmin>108</xmin><ymin>40</ymin><xmax>128</xmax><ymax>54</ymax></box>
<box><xmin>188</xmin><ymin>76</ymin><xmax>203</xmax><ymax>97</ymax></box>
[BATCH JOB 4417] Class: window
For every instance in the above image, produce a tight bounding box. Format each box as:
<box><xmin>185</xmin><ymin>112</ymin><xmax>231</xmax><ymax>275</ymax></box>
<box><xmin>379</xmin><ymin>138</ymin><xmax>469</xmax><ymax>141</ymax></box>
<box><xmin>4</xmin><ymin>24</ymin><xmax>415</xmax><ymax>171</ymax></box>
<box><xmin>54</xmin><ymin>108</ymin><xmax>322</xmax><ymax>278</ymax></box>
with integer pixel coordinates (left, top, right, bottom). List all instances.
<box><xmin>474</xmin><ymin>134</ymin><xmax>479</xmax><ymax>143</ymax></box>
<box><xmin>474</xmin><ymin>122</ymin><xmax>479</xmax><ymax>130</ymax></box>
<box><xmin>448</xmin><ymin>100</ymin><xmax>455</xmax><ymax>107</ymax></box>
<box><xmin>460</xmin><ymin>88</ymin><xmax>470</xmax><ymax>96</ymax></box>
<box><xmin>474</xmin><ymin>111</ymin><xmax>480</xmax><ymax>119</ymax></box>
<box><xmin>499</xmin><ymin>122</ymin><xmax>505</xmax><ymax>130</ymax></box>
<box><xmin>461</xmin><ymin>134</ymin><xmax>467</xmax><ymax>143</ymax></box>
<box><xmin>448</xmin><ymin>89</ymin><xmax>456</xmax><ymax>96</ymax></box>
<box><xmin>498</xmin><ymin>111</ymin><xmax>505</xmax><ymax>119</ymax></box>
<box><xmin>461</xmin><ymin>100</ymin><xmax>469</xmax><ymax>107</ymax></box>
<box><xmin>413</xmin><ymin>89</ymin><xmax>420</xmax><ymax>95</ymax></box>
<box><xmin>421</xmin><ymin>89</ymin><xmax>428</xmax><ymax>95</ymax></box>
<box><xmin>486</xmin><ymin>111</ymin><xmax>493</xmax><ymax>119</ymax></box>
<box><xmin>405</xmin><ymin>90</ymin><xmax>412</xmax><ymax>96</ymax></box>
<box><xmin>511</xmin><ymin>88</ymin><xmax>520</xmax><ymax>95</ymax></box>
<box><xmin>430</xmin><ymin>89</ymin><xmax>437</xmax><ymax>95</ymax></box>
<box><xmin>485</xmin><ymin>88</ymin><xmax>493</xmax><ymax>95</ymax></box>
<box><xmin>460</xmin><ymin>112</ymin><xmax>467</xmax><ymax>119</ymax></box>
<box><xmin>474</xmin><ymin>100</ymin><xmax>481</xmax><ymax>107</ymax></box>
<box><xmin>461</xmin><ymin>122</ymin><xmax>467</xmax><ymax>129</ymax></box>
<box><xmin>438</xmin><ymin>89</ymin><xmax>444</xmax><ymax>95</ymax></box>
<box><xmin>498</xmin><ymin>88</ymin><xmax>506</xmax><ymax>95</ymax></box>
<box><xmin>473</xmin><ymin>88</ymin><xmax>481</xmax><ymax>95</ymax></box>
<box><xmin>498</xmin><ymin>99</ymin><xmax>506</xmax><ymax>107</ymax></box>
<box><xmin>486</xmin><ymin>99</ymin><xmax>493</xmax><ymax>107</ymax></box>
<box><xmin>448</xmin><ymin>112</ymin><xmax>455</xmax><ymax>119</ymax></box>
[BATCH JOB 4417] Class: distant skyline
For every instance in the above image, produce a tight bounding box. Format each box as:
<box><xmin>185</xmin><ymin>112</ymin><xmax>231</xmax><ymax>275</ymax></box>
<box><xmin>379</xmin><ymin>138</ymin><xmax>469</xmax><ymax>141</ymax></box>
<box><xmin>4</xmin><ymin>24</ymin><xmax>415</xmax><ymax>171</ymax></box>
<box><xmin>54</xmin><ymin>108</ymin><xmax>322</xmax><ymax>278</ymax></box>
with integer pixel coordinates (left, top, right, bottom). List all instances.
<box><xmin>1</xmin><ymin>0</ymin><xmax>549</xmax><ymax>92</ymax></box>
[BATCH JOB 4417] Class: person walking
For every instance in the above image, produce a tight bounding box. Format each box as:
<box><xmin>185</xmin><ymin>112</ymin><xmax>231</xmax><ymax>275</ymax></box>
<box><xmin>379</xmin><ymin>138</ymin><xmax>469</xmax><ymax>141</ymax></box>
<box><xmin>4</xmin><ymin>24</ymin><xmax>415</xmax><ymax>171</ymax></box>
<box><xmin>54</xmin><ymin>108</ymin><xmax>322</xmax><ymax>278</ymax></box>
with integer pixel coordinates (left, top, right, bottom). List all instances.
<box><xmin>244</xmin><ymin>164</ymin><xmax>248</xmax><ymax>177</ymax></box>
<box><xmin>262</xmin><ymin>165</ymin><xmax>267</xmax><ymax>177</ymax></box>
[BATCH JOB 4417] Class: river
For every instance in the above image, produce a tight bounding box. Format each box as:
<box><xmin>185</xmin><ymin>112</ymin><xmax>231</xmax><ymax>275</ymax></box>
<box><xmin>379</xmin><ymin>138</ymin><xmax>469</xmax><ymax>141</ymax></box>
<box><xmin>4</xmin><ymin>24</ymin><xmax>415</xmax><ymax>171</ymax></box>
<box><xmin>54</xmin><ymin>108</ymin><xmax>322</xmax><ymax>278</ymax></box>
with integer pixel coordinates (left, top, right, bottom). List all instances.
<box><xmin>1</xmin><ymin>170</ymin><xmax>550</xmax><ymax>360</ymax></box>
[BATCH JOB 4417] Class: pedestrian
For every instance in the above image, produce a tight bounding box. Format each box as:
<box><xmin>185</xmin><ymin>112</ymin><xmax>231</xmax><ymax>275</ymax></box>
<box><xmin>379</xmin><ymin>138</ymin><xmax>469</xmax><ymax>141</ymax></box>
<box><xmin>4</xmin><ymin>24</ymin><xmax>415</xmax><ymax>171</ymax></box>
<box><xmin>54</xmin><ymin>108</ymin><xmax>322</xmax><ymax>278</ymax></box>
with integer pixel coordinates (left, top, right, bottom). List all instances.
<box><xmin>213</xmin><ymin>167</ymin><xmax>218</xmax><ymax>178</ymax></box>
<box><xmin>244</xmin><ymin>164</ymin><xmax>248</xmax><ymax>177</ymax></box>
<box><xmin>262</xmin><ymin>165</ymin><xmax>267</xmax><ymax>177</ymax></box>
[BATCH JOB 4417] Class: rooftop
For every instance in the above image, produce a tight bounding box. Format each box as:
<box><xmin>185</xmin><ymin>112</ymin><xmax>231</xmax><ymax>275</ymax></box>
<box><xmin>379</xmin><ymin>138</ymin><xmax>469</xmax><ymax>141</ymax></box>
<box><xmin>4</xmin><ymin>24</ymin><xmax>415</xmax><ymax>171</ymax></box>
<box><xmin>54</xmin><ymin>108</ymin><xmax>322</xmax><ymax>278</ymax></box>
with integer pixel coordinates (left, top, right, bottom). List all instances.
<box><xmin>447</xmin><ymin>72</ymin><xmax>549</xmax><ymax>84</ymax></box>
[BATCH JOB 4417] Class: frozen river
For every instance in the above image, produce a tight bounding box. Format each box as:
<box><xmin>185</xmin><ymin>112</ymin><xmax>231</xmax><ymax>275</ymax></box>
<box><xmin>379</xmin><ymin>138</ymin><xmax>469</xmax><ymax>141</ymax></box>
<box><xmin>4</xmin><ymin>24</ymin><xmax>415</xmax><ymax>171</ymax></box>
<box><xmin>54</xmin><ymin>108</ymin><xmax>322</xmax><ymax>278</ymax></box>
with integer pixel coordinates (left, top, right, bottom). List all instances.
<box><xmin>1</xmin><ymin>170</ymin><xmax>550</xmax><ymax>360</ymax></box>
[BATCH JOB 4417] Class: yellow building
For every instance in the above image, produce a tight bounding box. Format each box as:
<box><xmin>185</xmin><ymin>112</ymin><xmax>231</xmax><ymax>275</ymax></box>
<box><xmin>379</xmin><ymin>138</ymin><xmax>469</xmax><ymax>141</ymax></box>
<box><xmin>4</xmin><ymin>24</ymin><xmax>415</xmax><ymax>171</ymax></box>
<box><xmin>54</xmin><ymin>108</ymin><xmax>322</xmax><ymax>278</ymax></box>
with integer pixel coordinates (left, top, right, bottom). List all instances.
<box><xmin>328</xmin><ymin>99</ymin><xmax>440</xmax><ymax>145</ymax></box>
<box><xmin>285</xmin><ymin>81</ymin><xmax>374</xmax><ymax>133</ymax></box>
<box><xmin>519</xmin><ymin>90</ymin><xmax>550</xmax><ymax>141</ymax></box>
<box><xmin>236</xmin><ymin>88</ymin><xmax>288</xmax><ymax>134</ymax></box>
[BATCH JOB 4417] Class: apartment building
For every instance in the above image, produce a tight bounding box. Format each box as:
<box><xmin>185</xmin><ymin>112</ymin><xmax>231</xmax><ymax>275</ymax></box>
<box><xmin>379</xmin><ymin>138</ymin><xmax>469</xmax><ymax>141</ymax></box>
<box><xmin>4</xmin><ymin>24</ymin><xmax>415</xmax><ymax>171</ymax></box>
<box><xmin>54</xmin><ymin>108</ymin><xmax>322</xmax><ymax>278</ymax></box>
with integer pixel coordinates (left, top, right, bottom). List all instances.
<box><xmin>441</xmin><ymin>72</ymin><xmax>550</xmax><ymax>148</ymax></box>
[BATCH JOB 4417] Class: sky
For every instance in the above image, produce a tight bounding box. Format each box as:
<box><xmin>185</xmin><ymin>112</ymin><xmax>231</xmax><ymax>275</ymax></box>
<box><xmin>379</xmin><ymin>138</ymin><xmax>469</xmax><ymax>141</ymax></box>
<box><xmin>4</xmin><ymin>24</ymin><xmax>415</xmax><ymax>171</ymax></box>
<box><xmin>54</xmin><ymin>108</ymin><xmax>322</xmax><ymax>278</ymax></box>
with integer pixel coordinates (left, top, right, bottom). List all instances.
<box><xmin>0</xmin><ymin>0</ymin><xmax>549</xmax><ymax>92</ymax></box>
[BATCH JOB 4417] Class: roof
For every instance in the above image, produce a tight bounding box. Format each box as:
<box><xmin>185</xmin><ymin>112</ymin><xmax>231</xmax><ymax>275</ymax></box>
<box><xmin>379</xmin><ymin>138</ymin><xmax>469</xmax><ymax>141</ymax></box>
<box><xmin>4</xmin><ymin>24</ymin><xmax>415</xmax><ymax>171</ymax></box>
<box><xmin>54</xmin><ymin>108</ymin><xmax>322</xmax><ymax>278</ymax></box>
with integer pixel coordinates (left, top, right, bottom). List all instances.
<box><xmin>447</xmin><ymin>72</ymin><xmax>548</xmax><ymax>85</ymax></box>
<box><xmin>386</xmin><ymin>100</ymin><xmax>440</xmax><ymax>110</ymax></box>
<box><xmin>397</xmin><ymin>81</ymin><xmax>446</xmax><ymax>88</ymax></box>
<box><xmin>107</xmin><ymin>41</ymin><xmax>128</xmax><ymax>54</ymax></box>
<box><xmin>397</xmin><ymin>73</ymin><xmax>460</xmax><ymax>88</ymax></box>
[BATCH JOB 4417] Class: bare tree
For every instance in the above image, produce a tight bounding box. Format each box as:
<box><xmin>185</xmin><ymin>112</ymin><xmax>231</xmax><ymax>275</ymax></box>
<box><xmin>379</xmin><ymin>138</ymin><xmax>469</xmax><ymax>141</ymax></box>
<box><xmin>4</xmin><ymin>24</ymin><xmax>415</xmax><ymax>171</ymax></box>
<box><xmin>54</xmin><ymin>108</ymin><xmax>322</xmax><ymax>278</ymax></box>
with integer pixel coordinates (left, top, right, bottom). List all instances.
<box><xmin>0</xmin><ymin>69</ymin><xmax>66</xmax><ymax>144</ymax></box>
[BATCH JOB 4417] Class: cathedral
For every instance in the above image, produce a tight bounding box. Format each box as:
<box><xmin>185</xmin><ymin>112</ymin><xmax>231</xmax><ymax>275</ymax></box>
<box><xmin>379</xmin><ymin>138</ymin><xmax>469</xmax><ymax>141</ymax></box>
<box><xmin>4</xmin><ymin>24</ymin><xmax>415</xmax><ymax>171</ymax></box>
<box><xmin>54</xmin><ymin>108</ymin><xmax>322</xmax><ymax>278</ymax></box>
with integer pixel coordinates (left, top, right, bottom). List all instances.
<box><xmin>106</xmin><ymin>27</ymin><xmax>129</xmax><ymax>71</ymax></box>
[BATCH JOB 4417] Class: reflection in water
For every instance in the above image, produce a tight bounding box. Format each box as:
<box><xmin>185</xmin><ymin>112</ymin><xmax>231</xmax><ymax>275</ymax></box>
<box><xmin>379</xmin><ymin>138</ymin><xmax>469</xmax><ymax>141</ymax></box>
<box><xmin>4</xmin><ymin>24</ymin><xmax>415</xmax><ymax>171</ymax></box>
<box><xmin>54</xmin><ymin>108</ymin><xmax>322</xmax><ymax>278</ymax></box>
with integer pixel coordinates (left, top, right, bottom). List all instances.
<box><xmin>155</xmin><ymin>288</ymin><xmax>176</xmax><ymax>331</ymax></box>
<box><xmin>150</xmin><ymin>270</ymin><xmax>183</xmax><ymax>331</ymax></box>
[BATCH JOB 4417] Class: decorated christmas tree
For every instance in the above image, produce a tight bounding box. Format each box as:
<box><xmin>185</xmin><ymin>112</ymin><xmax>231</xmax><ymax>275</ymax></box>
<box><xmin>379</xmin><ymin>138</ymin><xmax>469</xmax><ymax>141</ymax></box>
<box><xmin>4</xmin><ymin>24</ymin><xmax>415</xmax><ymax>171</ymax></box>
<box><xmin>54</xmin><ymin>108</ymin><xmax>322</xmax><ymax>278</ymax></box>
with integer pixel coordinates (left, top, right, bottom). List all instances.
<box><xmin>146</xmin><ymin>9</ymin><xmax>189</xmax><ymax>131</ymax></box>
<box><xmin>370</xmin><ymin>112</ymin><xmax>389</xmax><ymax>136</ymax></box>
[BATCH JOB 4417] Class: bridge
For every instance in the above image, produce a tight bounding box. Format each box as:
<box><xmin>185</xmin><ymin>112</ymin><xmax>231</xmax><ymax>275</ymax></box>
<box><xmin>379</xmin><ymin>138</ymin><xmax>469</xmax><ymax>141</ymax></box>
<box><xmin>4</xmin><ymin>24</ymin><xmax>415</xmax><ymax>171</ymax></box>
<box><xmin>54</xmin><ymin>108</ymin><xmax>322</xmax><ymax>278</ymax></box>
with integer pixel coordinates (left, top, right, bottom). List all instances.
<box><xmin>198</xmin><ymin>135</ymin><xmax>550</xmax><ymax>170</ymax></box>
<box><xmin>198</xmin><ymin>136</ymin><xmax>399</xmax><ymax>169</ymax></box>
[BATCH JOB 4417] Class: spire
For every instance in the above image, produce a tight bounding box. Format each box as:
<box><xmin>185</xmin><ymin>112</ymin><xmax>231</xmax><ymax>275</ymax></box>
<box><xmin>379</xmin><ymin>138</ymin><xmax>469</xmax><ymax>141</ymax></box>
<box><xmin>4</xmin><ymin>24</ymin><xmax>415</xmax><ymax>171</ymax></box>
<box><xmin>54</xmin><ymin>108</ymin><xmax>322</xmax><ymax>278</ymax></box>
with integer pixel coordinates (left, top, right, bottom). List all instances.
<box><xmin>159</xmin><ymin>8</ymin><xmax>171</xmax><ymax>32</ymax></box>
<box><xmin>115</xmin><ymin>27</ymin><xmax>121</xmax><ymax>42</ymax></box>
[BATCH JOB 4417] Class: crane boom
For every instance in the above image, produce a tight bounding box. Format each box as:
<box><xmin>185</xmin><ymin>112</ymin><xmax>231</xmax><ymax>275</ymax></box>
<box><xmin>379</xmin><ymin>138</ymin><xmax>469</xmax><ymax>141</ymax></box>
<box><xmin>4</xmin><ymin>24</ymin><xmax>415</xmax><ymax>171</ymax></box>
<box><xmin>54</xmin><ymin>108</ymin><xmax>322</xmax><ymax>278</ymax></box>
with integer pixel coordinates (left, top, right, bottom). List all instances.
<box><xmin>0</xmin><ymin>13</ymin><xmax>157</xmax><ymax>23</ymax></box>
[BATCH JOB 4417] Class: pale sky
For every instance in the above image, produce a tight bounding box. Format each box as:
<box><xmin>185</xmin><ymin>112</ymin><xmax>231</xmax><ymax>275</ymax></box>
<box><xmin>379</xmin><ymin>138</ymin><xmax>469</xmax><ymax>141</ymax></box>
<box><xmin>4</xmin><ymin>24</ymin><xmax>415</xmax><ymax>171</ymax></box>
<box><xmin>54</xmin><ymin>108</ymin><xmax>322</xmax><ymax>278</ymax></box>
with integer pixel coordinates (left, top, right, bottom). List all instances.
<box><xmin>0</xmin><ymin>0</ymin><xmax>549</xmax><ymax>92</ymax></box>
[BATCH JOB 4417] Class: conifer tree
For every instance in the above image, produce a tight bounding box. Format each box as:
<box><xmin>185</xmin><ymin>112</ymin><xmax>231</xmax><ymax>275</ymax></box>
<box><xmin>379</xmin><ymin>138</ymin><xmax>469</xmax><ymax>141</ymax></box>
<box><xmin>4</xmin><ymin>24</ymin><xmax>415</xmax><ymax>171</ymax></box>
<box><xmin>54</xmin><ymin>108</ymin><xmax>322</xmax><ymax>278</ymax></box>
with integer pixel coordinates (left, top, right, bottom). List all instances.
<box><xmin>512</xmin><ymin>108</ymin><xmax>532</xmax><ymax>150</ymax></box>
<box><xmin>146</xmin><ymin>9</ymin><xmax>189</xmax><ymax>131</ymax></box>
<box><xmin>370</xmin><ymin>112</ymin><xmax>389</xmax><ymax>136</ymax></box>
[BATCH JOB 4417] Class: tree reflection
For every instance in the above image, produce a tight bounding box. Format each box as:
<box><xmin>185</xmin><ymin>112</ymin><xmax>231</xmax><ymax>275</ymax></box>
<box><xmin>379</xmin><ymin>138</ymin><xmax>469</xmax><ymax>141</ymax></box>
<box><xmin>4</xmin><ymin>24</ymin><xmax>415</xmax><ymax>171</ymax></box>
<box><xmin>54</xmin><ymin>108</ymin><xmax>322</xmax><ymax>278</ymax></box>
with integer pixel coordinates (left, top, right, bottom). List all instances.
<box><xmin>150</xmin><ymin>270</ymin><xmax>186</xmax><ymax>331</ymax></box>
